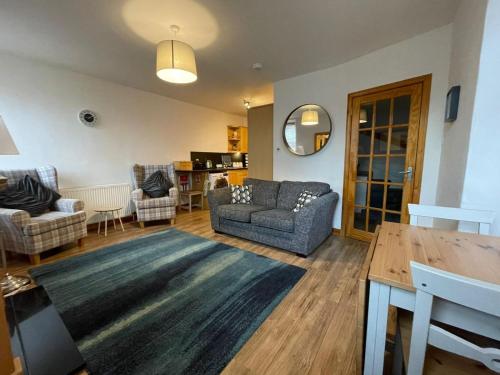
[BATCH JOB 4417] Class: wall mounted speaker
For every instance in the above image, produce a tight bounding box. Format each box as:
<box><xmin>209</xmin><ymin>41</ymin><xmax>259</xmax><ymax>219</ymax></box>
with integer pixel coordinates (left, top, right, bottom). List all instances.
<box><xmin>445</xmin><ymin>86</ymin><xmax>460</xmax><ymax>122</ymax></box>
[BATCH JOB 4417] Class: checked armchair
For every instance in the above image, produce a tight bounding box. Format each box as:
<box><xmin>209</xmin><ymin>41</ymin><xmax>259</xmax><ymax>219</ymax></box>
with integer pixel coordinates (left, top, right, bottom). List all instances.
<box><xmin>131</xmin><ymin>164</ymin><xmax>179</xmax><ymax>228</ymax></box>
<box><xmin>0</xmin><ymin>166</ymin><xmax>87</xmax><ymax>265</ymax></box>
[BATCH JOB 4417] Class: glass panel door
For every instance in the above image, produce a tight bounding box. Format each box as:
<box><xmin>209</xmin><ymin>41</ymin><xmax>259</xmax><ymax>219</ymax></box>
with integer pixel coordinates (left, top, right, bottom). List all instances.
<box><xmin>345</xmin><ymin>79</ymin><xmax>428</xmax><ymax>241</ymax></box>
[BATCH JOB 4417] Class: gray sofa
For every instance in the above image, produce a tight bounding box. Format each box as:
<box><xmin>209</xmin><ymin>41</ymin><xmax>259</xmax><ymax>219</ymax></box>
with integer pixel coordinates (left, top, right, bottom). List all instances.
<box><xmin>208</xmin><ymin>178</ymin><xmax>338</xmax><ymax>256</ymax></box>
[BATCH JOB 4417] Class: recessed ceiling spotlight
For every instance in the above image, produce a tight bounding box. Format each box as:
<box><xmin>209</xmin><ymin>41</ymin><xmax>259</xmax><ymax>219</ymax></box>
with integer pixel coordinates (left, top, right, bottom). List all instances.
<box><xmin>243</xmin><ymin>100</ymin><xmax>251</xmax><ymax>109</ymax></box>
<box><xmin>252</xmin><ymin>62</ymin><xmax>263</xmax><ymax>71</ymax></box>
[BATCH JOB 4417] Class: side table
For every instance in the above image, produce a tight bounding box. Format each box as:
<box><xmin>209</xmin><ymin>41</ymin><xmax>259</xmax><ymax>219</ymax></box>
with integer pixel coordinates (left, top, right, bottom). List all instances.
<box><xmin>94</xmin><ymin>207</ymin><xmax>125</xmax><ymax>237</ymax></box>
<box><xmin>179</xmin><ymin>191</ymin><xmax>203</xmax><ymax>213</ymax></box>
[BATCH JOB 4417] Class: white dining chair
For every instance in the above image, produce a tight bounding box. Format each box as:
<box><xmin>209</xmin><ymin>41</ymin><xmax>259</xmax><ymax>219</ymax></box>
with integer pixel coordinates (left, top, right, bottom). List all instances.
<box><xmin>406</xmin><ymin>261</ymin><xmax>500</xmax><ymax>374</ymax></box>
<box><xmin>408</xmin><ymin>204</ymin><xmax>496</xmax><ymax>235</ymax></box>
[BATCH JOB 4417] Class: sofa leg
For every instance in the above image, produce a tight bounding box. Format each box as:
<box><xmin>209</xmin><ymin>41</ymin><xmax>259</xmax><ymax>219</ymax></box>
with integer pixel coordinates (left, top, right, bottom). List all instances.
<box><xmin>296</xmin><ymin>253</ymin><xmax>307</xmax><ymax>258</ymax></box>
<box><xmin>77</xmin><ymin>238</ymin><xmax>84</xmax><ymax>248</ymax></box>
<box><xmin>139</xmin><ymin>221</ymin><xmax>145</xmax><ymax>229</ymax></box>
<box><xmin>170</xmin><ymin>218</ymin><xmax>176</xmax><ymax>225</ymax></box>
<box><xmin>29</xmin><ymin>254</ymin><xmax>41</xmax><ymax>265</ymax></box>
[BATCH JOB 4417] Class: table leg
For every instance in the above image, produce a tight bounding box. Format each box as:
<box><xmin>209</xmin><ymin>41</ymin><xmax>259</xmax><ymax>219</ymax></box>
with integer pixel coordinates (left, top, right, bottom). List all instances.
<box><xmin>112</xmin><ymin>211</ymin><xmax>117</xmax><ymax>230</ymax></box>
<box><xmin>364</xmin><ymin>281</ymin><xmax>391</xmax><ymax>375</ymax></box>
<box><xmin>1</xmin><ymin>248</ymin><xmax>6</xmax><ymax>268</ymax></box>
<box><xmin>118</xmin><ymin>213</ymin><xmax>125</xmax><ymax>232</ymax></box>
<box><xmin>104</xmin><ymin>212</ymin><xmax>108</xmax><ymax>237</ymax></box>
<box><xmin>189</xmin><ymin>194</ymin><xmax>192</xmax><ymax>213</ymax></box>
<box><xmin>97</xmin><ymin>213</ymin><xmax>102</xmax><ymax>235</ymax></box>
<box><xmin>0</xmin><ymin>233</ymin><xmax>6</xmax><ymax>268</ymax></box>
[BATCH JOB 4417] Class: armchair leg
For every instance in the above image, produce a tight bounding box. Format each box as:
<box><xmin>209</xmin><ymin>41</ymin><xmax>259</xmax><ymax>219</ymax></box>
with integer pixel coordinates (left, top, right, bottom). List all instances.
<box><xmin>29</xmin><ymin>254</ymin><xmax>41</xmax><ymax>266</ymax></box>
<box><xmin>170</xmin><ymin>218</ymin><xmax>176</xmax><ymax>225</ymax></box>
<box><xmin>77</xmin><ymin>238</ymin><xmax>84</xmax><ymax>248</ymax></box>
<box><xmin>139</xmin><ymin>221</ymin><xmax>145</xmax><ymax>229</ymax></box>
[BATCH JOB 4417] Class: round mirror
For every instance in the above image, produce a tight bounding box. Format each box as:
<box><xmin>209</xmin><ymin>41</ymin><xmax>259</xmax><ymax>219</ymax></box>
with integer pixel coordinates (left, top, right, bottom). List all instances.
<box><xmin>283</xmin><ymin>104</ymin><xmax>332</xmax><ymax>156</ymax></box>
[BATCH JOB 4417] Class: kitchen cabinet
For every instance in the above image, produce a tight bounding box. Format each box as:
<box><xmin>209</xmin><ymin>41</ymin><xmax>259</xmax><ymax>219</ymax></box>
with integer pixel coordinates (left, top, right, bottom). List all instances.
<box><xmin>227</xmin><ymin>169</ymin><xmax>248</xmax><ymax>185</ymax></box>
<box><xmin>240</xmin><ymin>127</ymin><xmax>248</xmax><ymax>153</ymax></box>
<box><xmin>227</xmin><ymin>125</ymin><xmax>248</xmax><ymax>153</ymax></box>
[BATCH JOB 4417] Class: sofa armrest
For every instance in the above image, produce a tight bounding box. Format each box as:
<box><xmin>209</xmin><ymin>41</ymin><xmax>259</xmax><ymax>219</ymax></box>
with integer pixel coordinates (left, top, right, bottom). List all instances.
<box><xmin>207</xmin><ymin>187</ymin><xmax>231</xmax><ymax>230</ymax></box>
<box><xmin>131</xmin><ymin>188</ymin><xmax>144</xmax><ymax>201</ymax></box>
<box><xmin>294</xmin><ymin>191</ymin><xmax>339</xmax><ymax>253</ymax></box>
<box><xmin>0</xmin><ymin>208</ymin><xmax>31</xmax><ymax>230</ymax></box>
<box><xmin>54</xmin><ymin>198</ymin><xmax>84</xmax><ymax>213</ymax></box>
<box><xmin>169</xmin><ymin>187</ymin><xmax>179</xmax><ymax>206</ymax></box>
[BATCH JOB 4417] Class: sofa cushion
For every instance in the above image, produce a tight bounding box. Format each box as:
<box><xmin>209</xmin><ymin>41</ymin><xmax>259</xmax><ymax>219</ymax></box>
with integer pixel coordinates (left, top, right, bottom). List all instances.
<box><xmin>23</xmin><ymin>211</ymin><xmax>86</xmax><ymax>236</ymax></box>
<box><xmin>142</xmin><ymin>170</ymin><xmax>173</xmax><ymax>198</ymax></box>
<box><xmin>230</xmin><ymin>184</ymin><xmax>252</xmax><ymax>204</ymax></box>
<box><xmin>0</xmin><ymin>187</ymin><xmax>52</xmax><ymax>217</ymax></box>
<box><xmin>292</xmin><ymin>190</ymin><xmax>320</xmax><ymax>212</ymax></box>
<box><xmin>136</xmin><ymin>196</ymin><xmax>176</xmax><ymax>210</ymax></box>
<box><xmin>277</xmin><ymin>181</ymin><xmax>331</xmax><ymax>210</ymax></box>
<box><xmin>217</xmin><ymin>204</ymin><xmax>267</xmax><ymax>223</ymax></box>
<box><xmin>251</xmin><ymin>209</ymin><xmax>295</xmax><ymax>233</ymax></box>
<box><xmin>243</xmin><ymin>178</ymin><xmax>281</xmax><ymax>208</ymax></box>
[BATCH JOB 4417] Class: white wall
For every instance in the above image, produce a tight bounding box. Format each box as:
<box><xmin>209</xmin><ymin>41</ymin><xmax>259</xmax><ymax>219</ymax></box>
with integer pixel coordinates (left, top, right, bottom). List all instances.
<box><xmin>460</xmin><ymin>0</ymin><xmax>500</xmax><ymax>235</ymax></box>
<box><xmin>273</xmin><ymin>25</ymin><xmax>452</xmax><ymax>229</ymax></box>
<box><xmin>0</xmin><ymin>53</ymin><xmax>245</xmax><ymax>188</ymax></box>
<box><xmin>436</xmin><ymin>0</ymin><xmax>487</xmax><ymax>209</ymax></box>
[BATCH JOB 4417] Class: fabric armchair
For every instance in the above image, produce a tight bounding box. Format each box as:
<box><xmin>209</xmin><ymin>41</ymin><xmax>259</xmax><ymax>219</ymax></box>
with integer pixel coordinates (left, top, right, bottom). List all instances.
<box><xmin>0</xmin><ymin>166</ymin><xmax>87</xmax><ymax>265</ymax></box>
<box><xmin>131</xmin><ymin>164</ymin><xmax>178</xmax><ymax>227</ymax></box>
<box><xmin>53</xmin><ymin>198</ymin><xmax>84</xmax><ymax>213</ymax></box>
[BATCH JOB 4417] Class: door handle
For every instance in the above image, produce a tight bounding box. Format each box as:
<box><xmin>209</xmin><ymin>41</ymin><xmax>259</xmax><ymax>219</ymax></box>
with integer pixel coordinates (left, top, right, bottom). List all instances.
<box><xmin>399</xmin><ymin>166</ymin><xmax>413</xmax><ymax>181</ymax></box>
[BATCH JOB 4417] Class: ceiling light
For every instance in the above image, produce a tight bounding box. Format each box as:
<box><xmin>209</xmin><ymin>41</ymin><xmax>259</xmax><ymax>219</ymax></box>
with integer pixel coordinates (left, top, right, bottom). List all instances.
<box><xmin>243</xmin><ymin>100</ymin><xmax>251</xmax><ymax>109</ymax></box>
<box><xmin>156</xmin><ymin>25</ymin><xmax>197</xmax><ymax>84</ymax></box>
<box><xmin>301</xmin><ymin>110</ymin><xmax>319</xmax><ymax>126</ymax></box>
<box><xmin>360</xmin><ymin>109</ymin><xmax>368</xmax><ymax>123</ymax></box>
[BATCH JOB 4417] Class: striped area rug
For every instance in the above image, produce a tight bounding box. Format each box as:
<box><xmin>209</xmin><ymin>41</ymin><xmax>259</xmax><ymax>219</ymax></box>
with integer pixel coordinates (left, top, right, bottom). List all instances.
<box><xmin>29</xmin><ymin>229</ymin><xmax>306</xmax><ymax>375</ymax></box>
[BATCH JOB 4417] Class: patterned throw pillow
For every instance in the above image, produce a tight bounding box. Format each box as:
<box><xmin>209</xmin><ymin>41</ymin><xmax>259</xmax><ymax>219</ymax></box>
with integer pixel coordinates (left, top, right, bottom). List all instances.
<box><xmin>293</xmin><ymin>190</ymin><xmax>319</xmax><ymax>212</ymax></box>
<box><xmin>230</xmin><ymin>184</ymin><xmax>252</xmax><ymax>204</ymax></box>
<box><xmin>142</xmin><ymin>170</ymin><xmax>173</xmax><ymax>198</ymax></box>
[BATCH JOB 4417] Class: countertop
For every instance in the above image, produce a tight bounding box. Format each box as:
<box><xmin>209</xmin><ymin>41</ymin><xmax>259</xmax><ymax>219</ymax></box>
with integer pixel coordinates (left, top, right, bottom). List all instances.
<box><xmin>175</xmin><ymin>167</ymin><xmax>247</xmax><ymax>173</ymax></box>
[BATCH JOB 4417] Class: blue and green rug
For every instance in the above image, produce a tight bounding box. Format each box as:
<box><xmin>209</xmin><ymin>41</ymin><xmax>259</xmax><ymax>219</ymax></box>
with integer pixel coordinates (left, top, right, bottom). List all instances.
<box><xmin>29</xmin><ymin>229</ymin><xmax>306</xmax><ymax>375</ymax></box>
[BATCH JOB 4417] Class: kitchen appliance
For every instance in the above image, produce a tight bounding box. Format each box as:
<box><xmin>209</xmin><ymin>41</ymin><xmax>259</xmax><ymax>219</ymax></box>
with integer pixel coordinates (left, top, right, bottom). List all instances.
<box><xmin>221</xmin><ymin>155</ymin><xmax>232</xmax><ymax>168</ymax></box>
<box><xmin>208</xmin><ymin>172</ymin><xmax>229</xmax><ymax>190</ymax></box>
<box><xmin>193</xmin><ymin>159</ymin><xmax>204</xmax><ymax>170</ymax></box>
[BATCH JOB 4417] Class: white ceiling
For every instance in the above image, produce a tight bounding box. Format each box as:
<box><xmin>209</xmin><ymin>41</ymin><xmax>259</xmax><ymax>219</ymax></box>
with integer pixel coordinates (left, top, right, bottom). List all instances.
<box><xmin>0</xmin><ymin>0</ymin><xmax>458</xmax><ymax>115</ymax></box>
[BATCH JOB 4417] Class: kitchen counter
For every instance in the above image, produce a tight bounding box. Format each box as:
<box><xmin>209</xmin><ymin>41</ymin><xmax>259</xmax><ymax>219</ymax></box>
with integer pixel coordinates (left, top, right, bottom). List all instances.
<box><xmin>175</xmin><ymin>167</ymin><xmax>247</xmax><ymax>173</ymax></box>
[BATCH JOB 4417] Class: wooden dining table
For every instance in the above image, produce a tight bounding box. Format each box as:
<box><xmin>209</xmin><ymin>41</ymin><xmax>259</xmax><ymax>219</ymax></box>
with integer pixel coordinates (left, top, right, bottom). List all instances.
<box><xmin>362</xmin><ymin>221</ymin><xmax>500</xmax><ymax>374</ymax></box>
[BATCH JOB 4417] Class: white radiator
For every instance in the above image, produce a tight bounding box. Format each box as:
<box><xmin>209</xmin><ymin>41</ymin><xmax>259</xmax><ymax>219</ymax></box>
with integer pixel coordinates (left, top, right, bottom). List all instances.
<box><xmin>60</xmin><ymin>183</ymin><xmax>133</xmax><ymax>224</ymax></box>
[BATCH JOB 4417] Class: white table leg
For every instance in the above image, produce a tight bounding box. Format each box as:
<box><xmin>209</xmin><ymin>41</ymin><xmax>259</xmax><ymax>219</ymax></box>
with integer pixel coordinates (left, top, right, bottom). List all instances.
<box><xmin>104</xmin><ymin>212</ymin><xmax>108</xmax><ymax>237</ymax></box>
<box><xmin>118</xmin><ymin>214</ymin><xmax>125</xmax><ymax>232</ymax></box>
<box><xmin>364</xmin><ymin>281</ymin><xmax>391</xmax><ymax>375</ymax></box>
<box><xmin>112</xmin><ymin>210</ymin><xmax>117</xmax><ymax>230</ymax></box>
<box><xmin>97</xmin><ymin>213</ymin><xmax>102</xmax><ymax>235</ymax></box>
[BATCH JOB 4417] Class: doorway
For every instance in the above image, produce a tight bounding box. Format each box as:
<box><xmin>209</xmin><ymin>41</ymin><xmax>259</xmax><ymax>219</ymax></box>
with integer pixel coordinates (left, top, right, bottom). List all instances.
<box><xmin>342</xmin><ymin>75</ymin><xmax>431</xmax><ymax>241</ymax></box>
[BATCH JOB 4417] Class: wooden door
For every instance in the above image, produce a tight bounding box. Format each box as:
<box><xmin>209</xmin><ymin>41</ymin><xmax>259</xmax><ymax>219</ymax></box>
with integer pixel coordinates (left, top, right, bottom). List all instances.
<box><xmin>342</xmin><ymin>75</ymin><xmax>431</xmax><ymax>241</ymax></box>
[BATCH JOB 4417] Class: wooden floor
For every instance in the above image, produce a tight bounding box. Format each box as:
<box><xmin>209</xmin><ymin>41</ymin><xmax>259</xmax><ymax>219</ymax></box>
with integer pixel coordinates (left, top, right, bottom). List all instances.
<box><xmin>5</xmin><ymin>210</ymin><xmax>368</xmax><ymax>375</ymax></box>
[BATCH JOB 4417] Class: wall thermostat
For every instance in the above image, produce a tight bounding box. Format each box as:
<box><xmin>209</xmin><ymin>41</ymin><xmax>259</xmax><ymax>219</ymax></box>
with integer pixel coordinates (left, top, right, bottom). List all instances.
<box><xmin>78</xmin><ymin>110</ymin><xmax>97</xmax><ymax>127</ymax></box>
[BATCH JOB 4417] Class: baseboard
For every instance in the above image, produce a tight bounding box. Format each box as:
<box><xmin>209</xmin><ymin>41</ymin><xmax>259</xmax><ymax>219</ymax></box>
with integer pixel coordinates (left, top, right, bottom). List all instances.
<box><xmin>332</xmin><ymin>228</ymin><xmax>341</xmax><ymax>236</ymax></box>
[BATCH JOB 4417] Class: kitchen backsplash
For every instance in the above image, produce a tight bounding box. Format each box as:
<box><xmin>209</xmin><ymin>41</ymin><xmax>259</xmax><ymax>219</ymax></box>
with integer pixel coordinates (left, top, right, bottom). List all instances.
<box><xmin>190</xmin><ymin>151</ymin><xmax>247</xmax><ymax>168</ymax></box>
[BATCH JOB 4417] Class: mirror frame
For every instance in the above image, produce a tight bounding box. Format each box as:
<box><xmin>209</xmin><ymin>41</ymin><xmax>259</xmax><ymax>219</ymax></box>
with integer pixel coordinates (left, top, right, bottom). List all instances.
<box><xmin>282</xmin><ymin>104</ymin><xmax>333</xmax><ymax>156</ymax></box>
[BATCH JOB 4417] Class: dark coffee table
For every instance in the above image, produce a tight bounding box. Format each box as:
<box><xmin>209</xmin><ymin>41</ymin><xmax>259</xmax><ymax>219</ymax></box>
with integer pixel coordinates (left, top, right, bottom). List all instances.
<box><xmin>5</xmin><ymin>286</ymin><xmax>86</xmax><ymax>375</ymax></box>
